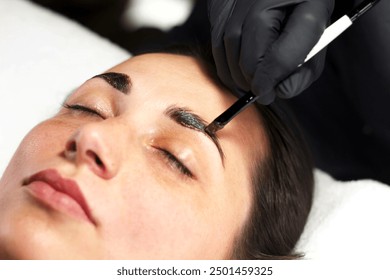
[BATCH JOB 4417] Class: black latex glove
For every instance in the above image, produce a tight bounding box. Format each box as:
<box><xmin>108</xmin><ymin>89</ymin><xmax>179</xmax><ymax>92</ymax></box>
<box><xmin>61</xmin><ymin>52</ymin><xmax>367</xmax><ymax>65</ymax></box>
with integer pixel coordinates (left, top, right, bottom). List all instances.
<box><xmin>208</xmin><ymin>0</ymin><xmax>335</xmax><ymax>104</ymax></box>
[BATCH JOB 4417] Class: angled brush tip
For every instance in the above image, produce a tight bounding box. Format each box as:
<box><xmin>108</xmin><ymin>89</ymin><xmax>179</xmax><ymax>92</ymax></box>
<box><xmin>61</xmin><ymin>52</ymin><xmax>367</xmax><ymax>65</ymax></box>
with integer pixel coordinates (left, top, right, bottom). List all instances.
<box><xmin>204</xmin><ymin>121</ymin><xmax>224</xmax><ymax>135</ymax></box>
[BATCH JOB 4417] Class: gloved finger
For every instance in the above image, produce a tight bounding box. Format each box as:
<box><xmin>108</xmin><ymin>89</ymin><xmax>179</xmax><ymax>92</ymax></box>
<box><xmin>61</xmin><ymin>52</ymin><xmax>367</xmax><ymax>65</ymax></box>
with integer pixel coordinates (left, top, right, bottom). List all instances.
<box><xmin>276</xmin><ymin>49</ymin><xmax>326</xmax><ymax>98</ymax></box>
<box><xmin>209</xmin><ymin>0</ymin><xmax>238</xmax><ymax>90</ymax></box>
<box><xmin>251</xmin><ymin>68</ymin><xmax>278</xmax><ymax>105</ymax></box>
<box><xmin>239</xmin><ymin>5</ymin><xmax>288</xmax><ymax>84</ymax></box>
<box><xmin>223</xmin><ymin>0</ymin><xmax>258</xmax><ymax>91</ymax></box>
<box><xmin>252</xmin><ymin>2</ymin><xmax>331</xmax><ymax>102</ymax></box>
<box><xmin>252</xmin><ymin>42</ymin><xmax>327</xmax><ymax>104</ymax></box>
<box><xmin>251</xmin><ymin>52</ymin><xmax>325</xmax><ymax>104</ymax></box>
<box><xmin>207</xmin><ymin>0</ymin><xmax>237</xmax><ymax>33</ymax></box>
<box><xmin>211</xmin><ymin>41</ymin><xmax>236</xmax><ymax>90</ymax></box>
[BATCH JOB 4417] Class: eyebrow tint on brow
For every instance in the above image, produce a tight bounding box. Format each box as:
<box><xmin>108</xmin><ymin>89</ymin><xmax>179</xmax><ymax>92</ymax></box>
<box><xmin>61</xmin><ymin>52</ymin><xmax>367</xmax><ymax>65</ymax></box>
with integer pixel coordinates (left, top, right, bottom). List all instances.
<box><xmin>92</xmin><ymin>72</ymin><xmax>131</xmax><ymax>94</ymax></box>
<box><xmin>165</xmin><ymin>106</ymin><xmax>225</xmax><ymax>164</ymax></box>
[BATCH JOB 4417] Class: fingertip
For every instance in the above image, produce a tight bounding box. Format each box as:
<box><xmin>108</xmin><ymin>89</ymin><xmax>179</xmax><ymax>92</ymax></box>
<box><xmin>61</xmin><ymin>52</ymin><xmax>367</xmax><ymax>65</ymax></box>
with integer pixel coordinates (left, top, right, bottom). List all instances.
<box><xmin>251</xmin><ymin>74</ymin><xmax>276</xmax><ymax>105</ymax></box>
<box><xmin>256</xmin><ymin>92</ymin><xmax>276</xmax><ymax>105</ymax></box>
<box><xmin>276</xmin><ymin>53</ymin><xmax>325</xmax><ymax>99</ymax></box>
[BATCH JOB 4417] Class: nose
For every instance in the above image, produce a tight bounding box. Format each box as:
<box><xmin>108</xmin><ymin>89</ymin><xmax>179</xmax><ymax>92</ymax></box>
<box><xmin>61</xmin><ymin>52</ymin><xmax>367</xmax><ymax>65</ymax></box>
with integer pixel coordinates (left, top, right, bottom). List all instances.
<box><xmin>64</xmin><ymin>124</ymin><xmax>120</xmax><ymax>179</ymax></box>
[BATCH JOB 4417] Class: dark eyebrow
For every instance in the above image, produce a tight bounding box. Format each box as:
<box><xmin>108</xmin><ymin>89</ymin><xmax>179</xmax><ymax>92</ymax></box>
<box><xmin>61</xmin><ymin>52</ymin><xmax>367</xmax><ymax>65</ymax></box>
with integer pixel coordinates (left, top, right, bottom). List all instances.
<box><xmin>165</xmin><ymin>106</ymin><xmax>225</xmax><ymax>165</ymax></box>
<box><xmin>91</xmin><ymin>72</ymin><xmax>131</xmax><ymax>94</ymax></box>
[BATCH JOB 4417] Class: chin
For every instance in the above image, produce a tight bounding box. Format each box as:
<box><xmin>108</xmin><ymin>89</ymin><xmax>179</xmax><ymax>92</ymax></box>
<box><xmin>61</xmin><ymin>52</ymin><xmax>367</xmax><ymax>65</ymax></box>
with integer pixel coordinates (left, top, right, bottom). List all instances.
<box><xmin>0</xmin><ymin>194</ymin><xmax>100</xmax><ymax>260</ymax></box>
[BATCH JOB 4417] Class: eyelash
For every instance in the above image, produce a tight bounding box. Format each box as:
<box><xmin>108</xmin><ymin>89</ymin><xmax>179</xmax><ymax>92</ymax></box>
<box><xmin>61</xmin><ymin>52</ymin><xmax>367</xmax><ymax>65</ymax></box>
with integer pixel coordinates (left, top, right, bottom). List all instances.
<box><xmin>158</xmin><ymin>148</ymin><xmax>194</xmax><ymax>179</ymax></box>
<box><xmin>62</xmin><ymin>103</ymin><xmax>104</xmax><ymax>119</ymax></box>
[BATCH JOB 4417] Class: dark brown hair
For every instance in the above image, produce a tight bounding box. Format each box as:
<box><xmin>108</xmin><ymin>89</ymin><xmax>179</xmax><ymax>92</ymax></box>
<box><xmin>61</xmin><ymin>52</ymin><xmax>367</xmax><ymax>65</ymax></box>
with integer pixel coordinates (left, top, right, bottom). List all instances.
<box><xmin>232</xmin><ymin>102</ymin><xmax>313</xmax><ymax>259</ymax></box>
<box><xmin>138</xmin><ymin>45</ymin><xmax>314</xmax><ymax>259</ymax></box>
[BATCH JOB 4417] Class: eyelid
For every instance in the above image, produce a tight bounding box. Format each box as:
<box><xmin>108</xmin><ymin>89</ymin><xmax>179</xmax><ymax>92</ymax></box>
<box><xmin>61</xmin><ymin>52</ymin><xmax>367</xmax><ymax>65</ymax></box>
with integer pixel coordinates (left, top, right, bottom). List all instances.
<box><xmin>62</xmin><ymin>85</ymin><xmax>117</xmax><ymax>119</ymax></box>
<box><xmin>153</xmin><ymin>146</ymin><xmax>195</xmax><ymax>180</ymax></box>
<box><xmin>62</xmin><ymin>103</ymin><xmax>106</xmax><ymax>119</ymax></box>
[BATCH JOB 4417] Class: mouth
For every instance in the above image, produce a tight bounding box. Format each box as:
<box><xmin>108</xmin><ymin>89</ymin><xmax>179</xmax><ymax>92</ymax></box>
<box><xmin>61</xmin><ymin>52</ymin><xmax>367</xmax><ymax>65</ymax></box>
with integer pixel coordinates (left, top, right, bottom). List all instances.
<box><xmin>23</xmin><ymin>169</ymin><xmax>95</xmax><ymax>225</ymax></box>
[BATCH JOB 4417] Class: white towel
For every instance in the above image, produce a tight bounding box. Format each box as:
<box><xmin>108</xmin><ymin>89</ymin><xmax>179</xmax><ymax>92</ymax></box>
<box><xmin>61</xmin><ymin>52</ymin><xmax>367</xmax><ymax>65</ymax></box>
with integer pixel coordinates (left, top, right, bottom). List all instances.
<box><xmin>296</xmin><ymin>170</ymin><xmax>390</xmax><ymax>259</ymax></box>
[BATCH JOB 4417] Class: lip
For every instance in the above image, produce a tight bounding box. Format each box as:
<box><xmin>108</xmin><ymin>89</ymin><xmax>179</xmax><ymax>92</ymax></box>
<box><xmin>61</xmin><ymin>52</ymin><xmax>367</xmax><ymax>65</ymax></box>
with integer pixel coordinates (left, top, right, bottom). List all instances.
<box><xmin>23</xmin><ymin>169</ymin><xmax>95</xmax><ymax>225</ymax></box>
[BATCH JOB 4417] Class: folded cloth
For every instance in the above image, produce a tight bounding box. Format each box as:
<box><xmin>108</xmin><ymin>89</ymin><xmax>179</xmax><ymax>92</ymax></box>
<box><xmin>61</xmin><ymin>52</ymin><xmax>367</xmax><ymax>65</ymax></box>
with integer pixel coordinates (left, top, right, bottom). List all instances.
<box><xmin>296</xmin><ymin>169</ymin><xmax>390</xmax><ymax>259</ymax></box>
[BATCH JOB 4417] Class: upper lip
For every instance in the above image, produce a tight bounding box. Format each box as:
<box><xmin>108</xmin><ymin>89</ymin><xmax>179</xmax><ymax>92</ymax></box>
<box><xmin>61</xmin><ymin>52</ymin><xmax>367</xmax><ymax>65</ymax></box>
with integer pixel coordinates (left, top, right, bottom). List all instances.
<box><xmin>23</xmin><ymin>169</ymin><xmax>95</xmax><ymax>225</ymax></box>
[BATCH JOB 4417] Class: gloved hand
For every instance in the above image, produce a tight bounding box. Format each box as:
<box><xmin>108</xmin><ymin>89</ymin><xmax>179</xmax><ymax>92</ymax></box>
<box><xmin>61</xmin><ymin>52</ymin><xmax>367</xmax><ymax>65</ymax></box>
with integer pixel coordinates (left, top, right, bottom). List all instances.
<box><xmin>208</xmin><ymin>0</ymin><xmax>335</xmax><ymax>104</ymax></box>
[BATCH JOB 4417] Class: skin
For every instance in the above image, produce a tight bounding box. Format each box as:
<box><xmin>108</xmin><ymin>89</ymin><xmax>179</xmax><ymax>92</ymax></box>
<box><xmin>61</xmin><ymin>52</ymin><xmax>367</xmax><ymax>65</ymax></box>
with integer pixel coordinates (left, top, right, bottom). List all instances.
<box><xmin>0</xmin><ymin>53</ymin><xmax>267</xmax><ymax>259</ymax></box>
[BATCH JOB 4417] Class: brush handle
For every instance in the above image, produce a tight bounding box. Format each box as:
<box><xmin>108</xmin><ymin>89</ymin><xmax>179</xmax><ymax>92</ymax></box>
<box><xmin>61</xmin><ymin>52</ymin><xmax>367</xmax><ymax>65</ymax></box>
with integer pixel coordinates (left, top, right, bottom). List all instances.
<box><xmin>205</xmin><ymin>93</ymin><xmax>258</xmax><ymax>134</ymax></box>
<box><xmin>214</xmin><ymin>93</ymin><xmax>258</xmax><ymax>126</ymax></box>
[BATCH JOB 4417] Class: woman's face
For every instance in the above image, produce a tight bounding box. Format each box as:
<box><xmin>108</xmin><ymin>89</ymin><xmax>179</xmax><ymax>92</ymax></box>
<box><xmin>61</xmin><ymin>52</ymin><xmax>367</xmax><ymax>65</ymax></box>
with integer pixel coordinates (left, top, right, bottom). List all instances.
<box><xmin>0</xmin><ymin>54</ymin><xmax>266</xmax><ymax>259</ymax></box>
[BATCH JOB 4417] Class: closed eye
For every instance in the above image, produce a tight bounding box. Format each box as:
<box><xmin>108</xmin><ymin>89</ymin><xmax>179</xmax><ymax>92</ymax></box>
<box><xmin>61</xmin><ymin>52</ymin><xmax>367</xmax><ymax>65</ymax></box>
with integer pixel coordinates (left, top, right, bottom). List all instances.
<box><xmin>157</xmin><ymin>148</ymin><xmax>194</xmax><ymax>179</ymax></box>
<box><xmin>62</xmin><ymin>103</ymin><xmax>104</xmax><ymax>119</ymax></box>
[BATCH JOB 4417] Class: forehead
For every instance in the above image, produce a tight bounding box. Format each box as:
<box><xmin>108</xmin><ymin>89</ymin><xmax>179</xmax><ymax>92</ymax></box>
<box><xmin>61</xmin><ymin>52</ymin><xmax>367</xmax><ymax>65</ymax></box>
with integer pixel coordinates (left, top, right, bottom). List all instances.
<box><xmin>109</xmin><ymin>53</ymin><xmax>237</xmax><ymax>116</ymax></box>
<box><xmin>111</xmin><ymin>53</ymin><xmax>212</xmax><ymax>83</ymax></box>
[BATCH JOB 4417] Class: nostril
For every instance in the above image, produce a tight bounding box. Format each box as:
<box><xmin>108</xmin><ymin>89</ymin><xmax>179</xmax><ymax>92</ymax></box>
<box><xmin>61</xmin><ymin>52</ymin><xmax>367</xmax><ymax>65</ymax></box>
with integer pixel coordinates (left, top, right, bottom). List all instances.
<box><xmin>86</xmin><ymin>150</ymin><xmax>105</xmax><ymax>170</ymax></box>
<box><xmin>95</xmin><ymin>155</ymin><xmax>104</xmax><ymax>168</ymax></box>
<box><xmin>64</xmin><ymin>140</ymin><xmax>77</xmax><ymax>161</ymax></box>
<box><xmin>66</xmin><ymin>140</ymin><xmax>77</xmax><ymax>152</ymax></box>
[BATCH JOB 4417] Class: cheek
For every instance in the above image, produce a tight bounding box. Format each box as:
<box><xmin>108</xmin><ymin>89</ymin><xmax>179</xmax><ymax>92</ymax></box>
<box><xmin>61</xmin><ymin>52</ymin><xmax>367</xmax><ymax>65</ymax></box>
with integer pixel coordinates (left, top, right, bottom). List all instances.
<box><xmin>2</xmin><ymin>120</ymin><xmax>73</xmax><ymax>180</ymax></box>
<box><xmin>97</xmin><ymin>178</ymin><xmax>200</xmax><ymax>258</ymax></box>
<box><xmin>26</xmin><ymin>119</ymin><xmax>71</xmax><ymax>148</ymax></box>
<box><xmin>97</xmin><ymin>174</ymin><xmax>230</xmax><ymax>259</ymax></box>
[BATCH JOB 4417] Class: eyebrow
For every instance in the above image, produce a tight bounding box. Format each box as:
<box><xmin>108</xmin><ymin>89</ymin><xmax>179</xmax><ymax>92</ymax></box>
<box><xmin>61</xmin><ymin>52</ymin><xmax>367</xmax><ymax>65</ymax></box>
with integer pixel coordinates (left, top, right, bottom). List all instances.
<box><xmin>92</xmin><ymin>72</ymin><xmax>131</xmax><ymax>94</ymax></box>
<box><xmin>165</xmin><ymin>106</ymin><xmax>225</xmax><ymax>165</ymax></box>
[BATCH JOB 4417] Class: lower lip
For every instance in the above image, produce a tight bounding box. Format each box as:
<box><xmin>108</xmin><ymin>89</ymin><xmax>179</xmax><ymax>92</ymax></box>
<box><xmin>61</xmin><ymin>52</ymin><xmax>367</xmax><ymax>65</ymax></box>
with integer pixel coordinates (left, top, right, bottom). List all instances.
<box><xmin>25</xmin><ymin>180</ymin><xmax>91</xmax><ymax>223</ymax></box>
